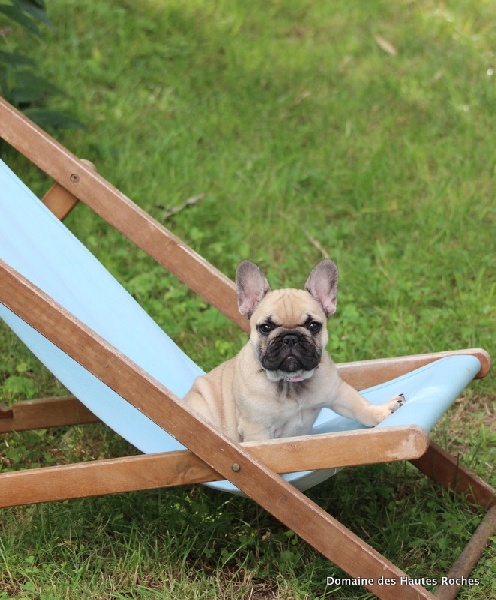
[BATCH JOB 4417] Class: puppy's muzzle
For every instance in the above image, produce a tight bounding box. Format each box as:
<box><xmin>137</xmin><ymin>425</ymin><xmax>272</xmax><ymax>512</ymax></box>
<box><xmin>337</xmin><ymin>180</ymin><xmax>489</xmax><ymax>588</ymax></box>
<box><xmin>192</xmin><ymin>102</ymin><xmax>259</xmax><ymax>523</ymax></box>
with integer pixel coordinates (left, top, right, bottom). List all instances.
<box><xmin>261</xmin><ymin>331</ymin><xmax>321</xmax><ymax>373</ymax></box>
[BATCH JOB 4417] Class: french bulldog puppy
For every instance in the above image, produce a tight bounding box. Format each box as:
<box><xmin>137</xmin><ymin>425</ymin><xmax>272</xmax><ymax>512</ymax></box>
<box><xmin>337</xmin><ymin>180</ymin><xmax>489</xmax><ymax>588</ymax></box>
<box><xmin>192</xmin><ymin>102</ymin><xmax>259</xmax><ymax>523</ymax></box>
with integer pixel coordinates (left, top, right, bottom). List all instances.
<box><xmin>183</xmin><ymin>259</ymin><xmax>404</xmax><ymax>442</ymax></box>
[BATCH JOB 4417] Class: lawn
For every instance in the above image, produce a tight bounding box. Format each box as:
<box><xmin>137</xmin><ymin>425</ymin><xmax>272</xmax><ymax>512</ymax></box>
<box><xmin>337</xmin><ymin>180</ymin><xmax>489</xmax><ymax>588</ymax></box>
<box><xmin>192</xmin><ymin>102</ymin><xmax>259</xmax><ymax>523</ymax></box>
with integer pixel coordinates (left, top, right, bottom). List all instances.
<box><xmin>0</xmin><ymin>1</ymin><xmax>495</xmax><ymax>598</ymax></box>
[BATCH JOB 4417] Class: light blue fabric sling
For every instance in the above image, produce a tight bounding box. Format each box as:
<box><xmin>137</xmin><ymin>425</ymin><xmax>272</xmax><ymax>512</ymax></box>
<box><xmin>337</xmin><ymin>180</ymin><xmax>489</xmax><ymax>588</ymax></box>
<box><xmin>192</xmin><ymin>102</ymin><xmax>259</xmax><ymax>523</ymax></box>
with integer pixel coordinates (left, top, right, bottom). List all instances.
<box><xmin>0</xmin><ymin>158</ymin><xmax>481</xmax><ymax>493</ymax></box>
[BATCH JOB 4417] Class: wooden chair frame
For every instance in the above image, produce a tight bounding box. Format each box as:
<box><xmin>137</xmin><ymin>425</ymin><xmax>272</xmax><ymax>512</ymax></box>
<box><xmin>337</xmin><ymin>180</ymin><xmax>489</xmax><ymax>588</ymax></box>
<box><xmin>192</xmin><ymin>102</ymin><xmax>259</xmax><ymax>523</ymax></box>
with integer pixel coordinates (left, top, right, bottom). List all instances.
<box><xmin>0</xmin><ymin>98</ymin><xmax>494</xmax><ymax>600</ymax></box>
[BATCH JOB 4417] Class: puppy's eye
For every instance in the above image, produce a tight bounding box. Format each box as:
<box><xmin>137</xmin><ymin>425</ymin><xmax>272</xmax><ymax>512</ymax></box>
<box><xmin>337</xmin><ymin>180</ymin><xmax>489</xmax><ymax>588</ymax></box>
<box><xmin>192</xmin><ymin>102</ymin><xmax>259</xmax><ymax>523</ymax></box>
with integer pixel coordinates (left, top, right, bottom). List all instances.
<box><xmin>257</xmin><ymin>322</ymin><xmax>275</xmax><ymax>335</ymax></box>
<box><xmin>306</xmin><ymin>321</ymin><xmax>322</xmax><ymax>334</ymax></box>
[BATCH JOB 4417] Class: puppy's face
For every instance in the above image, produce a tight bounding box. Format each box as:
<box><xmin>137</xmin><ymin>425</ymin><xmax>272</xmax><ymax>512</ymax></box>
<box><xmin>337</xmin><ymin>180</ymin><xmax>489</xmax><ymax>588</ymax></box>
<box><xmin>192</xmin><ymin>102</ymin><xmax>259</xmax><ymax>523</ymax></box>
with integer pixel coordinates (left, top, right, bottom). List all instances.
<box><xmin>250</xmin><ymin>289</ymin><xmax>328</xmax><ymax>382</ymax></box>
<box><xmin>236</xmin><ymin>260</ymin><xmax>339</xmax><ymax>383</ymax></box>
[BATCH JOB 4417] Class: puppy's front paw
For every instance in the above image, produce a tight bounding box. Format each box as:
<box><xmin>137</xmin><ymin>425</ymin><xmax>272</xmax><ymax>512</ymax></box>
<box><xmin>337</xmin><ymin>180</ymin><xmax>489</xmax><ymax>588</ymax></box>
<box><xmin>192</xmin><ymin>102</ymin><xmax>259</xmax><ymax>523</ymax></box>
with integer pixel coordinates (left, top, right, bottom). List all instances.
<box><xmin>363</xmin><ymin>393</ymin><xmax>405</xmax><ymax>426</ymax></box>
<box><xmin>387</xmin><ymin>393</ymin><xmax>405</xmax><ymax>414</ymax></box>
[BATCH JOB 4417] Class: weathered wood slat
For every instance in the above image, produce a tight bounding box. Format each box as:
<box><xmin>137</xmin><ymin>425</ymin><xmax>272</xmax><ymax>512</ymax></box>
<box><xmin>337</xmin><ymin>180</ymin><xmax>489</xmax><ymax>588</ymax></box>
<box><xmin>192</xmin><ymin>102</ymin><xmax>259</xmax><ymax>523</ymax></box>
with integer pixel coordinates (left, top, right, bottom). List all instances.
<box><xmin>337</xmin><ymin>349</ymin><xmax>490</xmax><ymax>389</ymax></box>
<box><xmin>411</xmin><ymin>442</ymin><xmax>495</xmax><ymax>510</ymax></box>
<box><xmin>0</xmin><ymin>425</ymin><xmax>428</xmax><ymax>507</ymax></box>
<box><xmin>434</xmin><ymin>505</ymin><xmax>496</xmax><ymax>600</ymax></box>
<box><xmin>41</xmin><ymin>182</ymin><xmax>79</xmax><ymax>220</ymax></box>
<box><xmin>0</xmin><ymin>397</ymin><xmax>99</xmax><ymax>432</ymax></box>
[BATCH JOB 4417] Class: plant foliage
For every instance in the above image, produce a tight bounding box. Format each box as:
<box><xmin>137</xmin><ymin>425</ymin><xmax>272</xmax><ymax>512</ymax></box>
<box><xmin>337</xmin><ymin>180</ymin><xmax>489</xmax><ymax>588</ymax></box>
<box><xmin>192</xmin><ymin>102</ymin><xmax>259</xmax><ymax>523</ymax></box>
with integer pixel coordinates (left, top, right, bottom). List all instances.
<box><xmin>0</xmin><ymin>0</ymin><xmax>81</xmax><ymax>128</ymax></box>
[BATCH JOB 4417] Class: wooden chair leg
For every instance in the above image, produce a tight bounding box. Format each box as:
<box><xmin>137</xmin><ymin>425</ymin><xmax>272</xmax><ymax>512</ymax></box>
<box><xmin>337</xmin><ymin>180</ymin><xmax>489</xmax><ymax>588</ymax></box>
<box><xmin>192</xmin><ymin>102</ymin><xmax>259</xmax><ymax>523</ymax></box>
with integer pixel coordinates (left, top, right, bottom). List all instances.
<box><xmin>411</xmin><ymin>442</ymin><xmax>495</xmax><ymax>510</ymax></box>
<box><xmin>434</xmin><ymin>505</ymin><xmax>496</xmax><ymax>600</ymax></box>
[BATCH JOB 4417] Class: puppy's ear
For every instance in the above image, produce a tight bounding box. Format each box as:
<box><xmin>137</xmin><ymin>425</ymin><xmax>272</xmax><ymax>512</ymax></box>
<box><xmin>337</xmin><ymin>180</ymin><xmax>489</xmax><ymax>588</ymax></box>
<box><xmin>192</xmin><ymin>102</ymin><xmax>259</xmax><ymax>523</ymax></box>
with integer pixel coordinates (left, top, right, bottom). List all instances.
<box><xmin>236</xmin><ymin>260</ymin><xmax>271</xmax><ymax>318</ymax></box>
<box><xmin>304</xmin><ymin>259</ymin><xmax>339</xmax><ymax>317</ymax></box>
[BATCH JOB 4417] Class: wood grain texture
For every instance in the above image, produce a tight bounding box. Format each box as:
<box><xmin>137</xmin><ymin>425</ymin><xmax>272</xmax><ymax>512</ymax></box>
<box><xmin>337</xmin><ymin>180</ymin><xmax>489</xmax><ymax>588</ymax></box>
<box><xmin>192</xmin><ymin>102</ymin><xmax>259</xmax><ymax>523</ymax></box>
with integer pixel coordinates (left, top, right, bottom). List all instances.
<box><xmin>434</xmin><ymin>505</ymin><xmax>496</xmax><ymax>600</ymax></box>
<box><xmin>0</xmin><ymin>259</ymin><xmax>435</xmax><ymax>599</ymax></box>
<box><xmin>0</xmin><ymin>397</ymin><xmax>99</xmax><ymax>432</ymax></box>
<box><xmin>41</xmin><ymin>160</ymin><xmax>95</xmax><ymax>219</ymax></box>
<box><xmin>41</xmin><ymin>183</ymin><xmax>79</xmax><ymax>220</ymax></box>
<box><xmin>411</xmin><ymin>442</ymin><xmax>495</xmax><ymax>510</ymax></box>
<box><xmin>0</xmin><ymin>425</ymin><xmax>428</xmax><ymax>507</ymax></box>
<box><xmin>337</xmin><ymin>349</ymin><xmax>491</xmax><ymax>389</ymax></box>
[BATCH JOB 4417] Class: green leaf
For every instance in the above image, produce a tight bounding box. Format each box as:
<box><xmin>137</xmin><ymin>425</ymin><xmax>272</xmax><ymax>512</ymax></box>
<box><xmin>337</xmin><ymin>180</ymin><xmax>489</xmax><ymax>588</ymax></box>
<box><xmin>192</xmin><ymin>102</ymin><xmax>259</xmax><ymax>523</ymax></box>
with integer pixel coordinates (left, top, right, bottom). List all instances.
<box><xmin>23</xmin><ymin>107</ymin><xmax>84</xmax><ymax>129</ymax></box>
<box><xmin>0</xmin><ymin>3</ymin><xmax>41</xmax><ymax>36</ymax></box>
<box><xmin>17</xmin><ymin>0</ymin><xmax>53</xmax><ymax>27</ymax></box>
<box><xmin>1</xmin><ymin>375</ymin><xmax>37</xmax><ymax>399</ymax></box>
<box><xmin>0</xmin><ymin>50</ymin><xmax>35</xmax><ymax>67</ymax></box>
<box><xmin>11</xmin><ymin>72</ymin><xmax>53</xmax><ymax>104</ymax></box>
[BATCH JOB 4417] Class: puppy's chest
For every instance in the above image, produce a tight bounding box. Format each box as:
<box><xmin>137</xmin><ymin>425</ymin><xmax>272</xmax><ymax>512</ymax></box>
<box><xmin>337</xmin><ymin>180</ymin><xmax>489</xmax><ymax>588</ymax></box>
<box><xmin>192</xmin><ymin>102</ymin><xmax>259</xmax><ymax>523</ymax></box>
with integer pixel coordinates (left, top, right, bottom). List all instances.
<box><xmin>270</xmin><ymin>380</ymin><xmax>322</xmax><ymax>417</ymax></box>
<box><xmin>268</xmin><ymin>382</ymin><xmax>320</xmax><ymax>437</ymax></box>
<box><xmin>276</xmin><ymin>379</ymin><xmax>309</xmax><ymax>401</ymax></box>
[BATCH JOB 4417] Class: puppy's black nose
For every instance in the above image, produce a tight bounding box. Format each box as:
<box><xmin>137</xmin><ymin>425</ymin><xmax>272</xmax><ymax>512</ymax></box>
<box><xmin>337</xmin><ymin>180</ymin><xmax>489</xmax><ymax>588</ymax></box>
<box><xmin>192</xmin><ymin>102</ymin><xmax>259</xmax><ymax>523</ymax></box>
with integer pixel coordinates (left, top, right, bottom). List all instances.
<box><xmin>282</xmin><ymin>333</ymin><xmax>298</xmax><ymax>346</ymax></box>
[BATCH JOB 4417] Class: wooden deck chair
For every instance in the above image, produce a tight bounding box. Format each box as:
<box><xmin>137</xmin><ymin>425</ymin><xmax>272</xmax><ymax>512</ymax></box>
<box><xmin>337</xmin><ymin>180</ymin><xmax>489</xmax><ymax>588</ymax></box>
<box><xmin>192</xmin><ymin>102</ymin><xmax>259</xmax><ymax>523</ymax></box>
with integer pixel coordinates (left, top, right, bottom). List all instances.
<box><xmin>0</xmin><ymin>97</ymin><xmax>494</xmax><ymax>600</ymax></box>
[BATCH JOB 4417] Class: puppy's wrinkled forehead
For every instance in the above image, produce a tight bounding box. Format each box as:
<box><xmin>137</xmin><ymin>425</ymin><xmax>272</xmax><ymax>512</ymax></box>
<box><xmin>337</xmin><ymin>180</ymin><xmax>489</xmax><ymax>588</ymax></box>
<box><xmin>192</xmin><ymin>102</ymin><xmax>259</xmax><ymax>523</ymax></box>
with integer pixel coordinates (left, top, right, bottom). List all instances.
<box><xmin>252</xmin><ymin>289</ymin><xmax>325</xmax><ymax>327</ymax></box>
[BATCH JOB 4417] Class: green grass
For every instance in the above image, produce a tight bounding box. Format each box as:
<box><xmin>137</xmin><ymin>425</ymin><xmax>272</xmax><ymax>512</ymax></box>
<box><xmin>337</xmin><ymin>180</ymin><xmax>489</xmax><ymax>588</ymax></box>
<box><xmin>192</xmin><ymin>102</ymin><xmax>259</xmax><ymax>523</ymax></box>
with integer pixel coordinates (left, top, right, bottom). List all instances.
<box><xmin>1</xmin><ymin>1</ymin><xmax>495</xmax><ymax>598</ymax></box>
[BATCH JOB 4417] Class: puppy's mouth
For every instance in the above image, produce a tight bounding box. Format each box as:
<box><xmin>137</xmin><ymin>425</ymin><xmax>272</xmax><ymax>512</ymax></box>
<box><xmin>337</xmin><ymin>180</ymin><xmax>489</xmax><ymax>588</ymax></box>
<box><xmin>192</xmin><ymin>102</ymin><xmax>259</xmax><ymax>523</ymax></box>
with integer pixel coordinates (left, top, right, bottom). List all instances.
<box><xmin>263</xmin><ymin>365</ymin><xmax>316</xmax><ymax>384</ymax></box>
<box><xmin>260</xmin><ymin>331</ymin><xmax>321</xmax><ymax>383</ymax></box>
<box><xmin>280</xmin><ymin>355</ymin><xmax>301</xmax><ymax>372</ymax></box>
